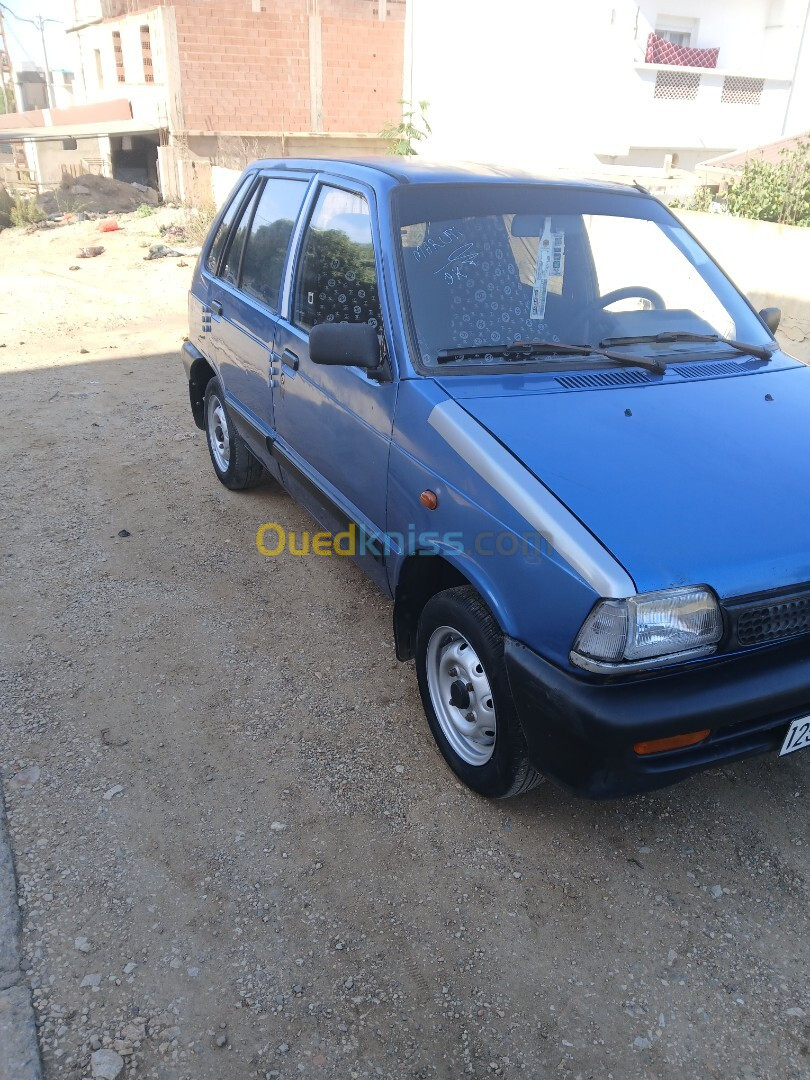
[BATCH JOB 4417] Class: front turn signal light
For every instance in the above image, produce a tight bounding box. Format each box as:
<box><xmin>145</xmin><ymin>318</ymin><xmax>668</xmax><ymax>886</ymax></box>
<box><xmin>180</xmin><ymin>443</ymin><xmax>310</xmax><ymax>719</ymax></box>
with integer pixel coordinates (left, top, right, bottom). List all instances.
<box><xmin>634</xmin><ymin>730</ymin><xmax>711</xmax><ymax>755</ymax></box>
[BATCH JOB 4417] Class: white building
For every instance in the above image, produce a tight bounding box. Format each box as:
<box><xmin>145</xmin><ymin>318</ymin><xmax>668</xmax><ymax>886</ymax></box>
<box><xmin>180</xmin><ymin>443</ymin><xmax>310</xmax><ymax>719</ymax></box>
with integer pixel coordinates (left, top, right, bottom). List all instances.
<box><xmin>405</xmin><ymin>0</ymin><xmax>810</xmax><ymax>171</ymax></box>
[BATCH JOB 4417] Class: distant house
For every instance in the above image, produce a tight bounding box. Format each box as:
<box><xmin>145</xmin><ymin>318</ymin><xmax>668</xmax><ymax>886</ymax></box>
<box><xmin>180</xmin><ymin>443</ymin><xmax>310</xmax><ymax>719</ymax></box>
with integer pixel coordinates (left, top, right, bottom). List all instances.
<box><xmin>405</xmin><ymin>0</ymin><xmax>810</xmax><ymax>174</ymax></box>
<box><xmin>699</xmin><ymin>129</ymin><xmax>810</xmax><ymax>175</ymax></box>
<box><xmin>0</xmin><ymin>0</ymin><xmax>404</xmax><ymax>199</ymax></box>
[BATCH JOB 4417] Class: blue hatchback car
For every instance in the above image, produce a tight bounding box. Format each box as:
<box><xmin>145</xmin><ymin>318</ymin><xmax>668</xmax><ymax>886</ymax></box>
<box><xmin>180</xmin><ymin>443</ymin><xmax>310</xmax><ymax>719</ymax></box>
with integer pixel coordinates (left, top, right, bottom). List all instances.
<box><xmin>183</xmin><ymin>158</ymin><xmax>810</xmax><ymax>799</ymax></box>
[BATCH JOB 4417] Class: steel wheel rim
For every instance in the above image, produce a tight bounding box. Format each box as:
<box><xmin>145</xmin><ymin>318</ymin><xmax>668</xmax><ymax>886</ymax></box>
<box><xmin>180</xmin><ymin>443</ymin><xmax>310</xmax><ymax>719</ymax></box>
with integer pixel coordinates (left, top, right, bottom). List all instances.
<box><xmin>207</xmin><ymin>393</ymin><xmax>230</xmax><ymax>472</ymax></box>
<box><xmin>425</xmin><ymin>625</ymin><xmax>496</xmax><ymax>766</ymax></box>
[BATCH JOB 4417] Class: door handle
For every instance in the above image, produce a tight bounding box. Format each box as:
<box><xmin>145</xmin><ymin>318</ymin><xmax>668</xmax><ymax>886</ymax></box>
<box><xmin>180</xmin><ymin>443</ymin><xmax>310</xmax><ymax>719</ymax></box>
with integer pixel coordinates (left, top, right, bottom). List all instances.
<box><xmin>210</xmin><ymin>299</ymin><xmax>223</xmax><ymax>316</ymax></box>
<box><xmin>281</xmin><ymin>348</ymin><xmax>299</xmax><ymax>372</ymax></box>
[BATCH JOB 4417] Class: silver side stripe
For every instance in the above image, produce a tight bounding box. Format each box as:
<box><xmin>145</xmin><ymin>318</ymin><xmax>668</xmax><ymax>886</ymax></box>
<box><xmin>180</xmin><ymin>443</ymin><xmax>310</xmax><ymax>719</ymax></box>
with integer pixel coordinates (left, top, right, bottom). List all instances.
<box><xmin>427</xmin><ymin>400</ymin><xmax>636</xmax><ymax>599</ymax></box>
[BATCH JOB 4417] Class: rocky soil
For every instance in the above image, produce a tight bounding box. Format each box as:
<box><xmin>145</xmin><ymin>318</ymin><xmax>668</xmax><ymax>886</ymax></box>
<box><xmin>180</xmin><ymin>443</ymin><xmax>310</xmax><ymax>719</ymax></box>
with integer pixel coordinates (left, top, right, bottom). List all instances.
<box><xmin>0</xmin><ymin>211</ymin><xmax>808</xmax><ymax>1080</ymax></box>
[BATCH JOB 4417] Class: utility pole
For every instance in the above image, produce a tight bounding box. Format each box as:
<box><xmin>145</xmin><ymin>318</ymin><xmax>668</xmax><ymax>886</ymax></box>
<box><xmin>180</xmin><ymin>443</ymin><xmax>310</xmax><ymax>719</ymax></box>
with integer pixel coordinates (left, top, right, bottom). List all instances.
<box><xmin>0</xmin><ymin>6</ymin><xmax>61</xmax><ymax>110</ymax></box>
<box><xmin>34</xmin><ymin>14</ymin><xmax>55</xmax><ymax>108</ymax></box>
<box><xmin>0</xmin><ymin>6</ymin><xmax>13</xmax><ymax>114</ymax></box>
<box><xmin>782</xmin><ymin>0</ymin><xmax>810</xmax><ymax>135</ymax></box>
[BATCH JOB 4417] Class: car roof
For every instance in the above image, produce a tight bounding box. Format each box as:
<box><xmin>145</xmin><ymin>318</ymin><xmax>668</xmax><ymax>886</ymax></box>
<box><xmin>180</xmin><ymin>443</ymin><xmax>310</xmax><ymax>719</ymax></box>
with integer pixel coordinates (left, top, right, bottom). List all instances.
<box><xmin>249</xmin><ymin>156</ymin><xmax>648</xmax><ymax>195</ymax></box>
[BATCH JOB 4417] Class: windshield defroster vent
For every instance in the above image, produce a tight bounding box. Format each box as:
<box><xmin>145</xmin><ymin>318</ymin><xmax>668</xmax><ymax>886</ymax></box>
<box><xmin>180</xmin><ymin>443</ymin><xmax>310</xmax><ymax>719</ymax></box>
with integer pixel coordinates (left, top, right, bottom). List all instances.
<box><xmin>671</xmin><ymin>360</ymin><xmax>748</xmax><ymax>379</ymax></box>
<box><xmin>555</xmin><ymin>369</ymin><xmax>652</xmax><ymax>390</ymax></box>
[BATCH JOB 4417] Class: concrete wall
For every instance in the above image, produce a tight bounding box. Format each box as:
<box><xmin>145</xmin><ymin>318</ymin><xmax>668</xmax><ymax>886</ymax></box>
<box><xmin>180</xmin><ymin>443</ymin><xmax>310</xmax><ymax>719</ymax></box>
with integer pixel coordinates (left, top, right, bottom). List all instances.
<box><xmin>157</xmin><ymin>144</ymin><xmax>211</xmax><ymax>206</ymax></box>
<box><xmin>29</xmin><ymin>136</ymin><xmax>105</xmax><ymax>187</ymax></box>
<box><xmin>629</xmin><ymin>69</ymin><xmax>792</xmax><ymax>154</ymax></box>
<box><xmin>212</xmin><ymin>165</ymin><xmax>242</xmax><ymax>208</ymax></box>
<box><xmin>679</xmin><ymin>209</ymin><xmax>810</xmax><ymax>360</ymax></box>
<box><xmin>175</xmin><ymin>134</ymin><xmax>392</xmax><ymax>207</ymax></box>
<box><xmin>72</xmin><ymin>8</ymin><xmax>169</xmax><ymax>128</ymax></box>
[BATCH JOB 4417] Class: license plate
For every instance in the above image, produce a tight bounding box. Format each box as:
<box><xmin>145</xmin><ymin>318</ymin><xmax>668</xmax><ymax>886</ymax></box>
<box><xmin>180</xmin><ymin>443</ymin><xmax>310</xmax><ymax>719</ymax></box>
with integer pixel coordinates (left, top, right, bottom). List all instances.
<box><xmin>779</xmin><ymin>715</ymin><xmax>810</xmax><ymax>757</ymax></box>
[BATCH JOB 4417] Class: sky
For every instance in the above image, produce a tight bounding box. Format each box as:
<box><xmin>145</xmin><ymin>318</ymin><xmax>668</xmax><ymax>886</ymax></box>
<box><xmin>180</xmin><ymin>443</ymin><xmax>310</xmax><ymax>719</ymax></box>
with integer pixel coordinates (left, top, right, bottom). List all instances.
<box><xmin>0</xmin><ymin>0</ymin><xmax>78</xmax><ymax>76</ymax></box>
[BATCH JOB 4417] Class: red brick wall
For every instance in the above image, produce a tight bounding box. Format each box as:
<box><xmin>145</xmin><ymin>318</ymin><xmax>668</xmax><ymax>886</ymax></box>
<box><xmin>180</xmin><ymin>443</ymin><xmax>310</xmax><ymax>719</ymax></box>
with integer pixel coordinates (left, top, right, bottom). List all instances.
<box><xmin>320</xmin><ymin>16</ymin><xmax>404</xmax><ymax>133</ymax></box>
<box><xmin>166</xmin><ymin>0</ymin><xmax>403</xmax><ymax>134</ymax></box>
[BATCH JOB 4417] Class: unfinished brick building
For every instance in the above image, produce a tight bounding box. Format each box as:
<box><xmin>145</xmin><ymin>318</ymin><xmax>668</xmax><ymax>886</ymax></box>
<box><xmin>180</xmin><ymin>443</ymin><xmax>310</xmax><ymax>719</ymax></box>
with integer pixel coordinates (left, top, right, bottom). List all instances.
<box><xmin>2</xmin><ymin>1</ymin><xmax>405</xmax><ymax>198</ymax></box>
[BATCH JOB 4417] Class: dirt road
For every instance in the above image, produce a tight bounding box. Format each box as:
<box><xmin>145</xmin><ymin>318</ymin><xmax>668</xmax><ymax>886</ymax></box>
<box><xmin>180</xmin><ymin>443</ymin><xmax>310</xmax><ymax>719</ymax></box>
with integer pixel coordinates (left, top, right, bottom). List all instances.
<box><xmin>1</xmin><ymin>213</ymin><xmax>808</xmax><ymax>1080</ymax></box>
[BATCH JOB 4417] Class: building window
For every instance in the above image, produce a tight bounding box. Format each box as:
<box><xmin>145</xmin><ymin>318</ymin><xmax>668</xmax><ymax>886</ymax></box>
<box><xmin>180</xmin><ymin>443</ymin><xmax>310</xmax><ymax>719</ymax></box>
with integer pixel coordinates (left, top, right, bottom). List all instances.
<box><xmin>140</xmin><ymin>25</ymin><xmax>153</xmax><ymax>83</ymax></box>
<box><xmin>112</xmin><ymin>31</ymin><xmax>125</xmax><ymax>83</ymax></box>
<box><xmin>722</xmin><ymin>77</ymin><xmax>765</xmax><ymax>105</ymax></box>
<box><xmin>654</xmin><ymin>71</ymin><xmax>701</xmax><ymax>100</ymax></box>
<box><xmin>94</xmin><ymin>48</ymin><xmax>104</xmax><ymax>89</ymax></box>
<box><xmin>655</xmin><ymin>15</ymin><xmax>699</xmax><ymax>46</ymax></box>
<box><xmin>62</xmin><ymin>138</ymin><xmax>77</xmax><ymax>150</ymax></box>
<box><xmin>656</xmin><ymin>28</ymin><xmax>692</xmax><ymax>47</ymax></box>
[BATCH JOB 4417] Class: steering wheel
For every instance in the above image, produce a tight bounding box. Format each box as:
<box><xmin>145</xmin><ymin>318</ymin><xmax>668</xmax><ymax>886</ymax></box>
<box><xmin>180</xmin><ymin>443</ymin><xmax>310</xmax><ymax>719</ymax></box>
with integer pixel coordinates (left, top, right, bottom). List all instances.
<box><xmin>590</xmin><ymin>286</ymin><xmax>666</xmax><ymax>312</ymax></box>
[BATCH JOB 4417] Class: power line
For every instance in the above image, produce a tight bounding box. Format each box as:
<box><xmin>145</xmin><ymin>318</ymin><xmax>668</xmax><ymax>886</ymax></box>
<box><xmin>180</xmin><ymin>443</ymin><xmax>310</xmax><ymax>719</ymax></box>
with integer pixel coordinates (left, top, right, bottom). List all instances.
<box><xmin>0</xmin><ymin>2</ymin><xmax>62</xmax><ymax>106</ymax></box>
<box><xmin>2</xmin><ymin>10</ymin><xmax>35</xmax><ymax>63</ymax></box>
<box><xmin>0</xmin><ymin>7</ymin><xmax>12</xmax><ymax>114</ymax></box>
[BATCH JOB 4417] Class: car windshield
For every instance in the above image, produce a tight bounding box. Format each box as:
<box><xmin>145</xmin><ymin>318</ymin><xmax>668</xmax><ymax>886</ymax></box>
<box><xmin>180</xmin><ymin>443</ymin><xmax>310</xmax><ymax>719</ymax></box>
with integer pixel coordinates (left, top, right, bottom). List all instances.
<box><xmin>391</xmin><ymin>183</ymin><xmax>772</xmax><ymax>370</ymax></box>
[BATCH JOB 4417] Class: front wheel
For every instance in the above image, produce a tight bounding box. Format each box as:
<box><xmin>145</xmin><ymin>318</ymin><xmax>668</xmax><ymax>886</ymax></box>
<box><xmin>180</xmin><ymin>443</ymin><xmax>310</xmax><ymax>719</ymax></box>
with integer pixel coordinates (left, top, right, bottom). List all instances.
<box><xmin>203</xmin><ymin>378</ymin><xmax>264</xmax><ymax>490</ymax></box>
<box><xmin>415</xmin><ymin>586</ymin><xmax>542</xmax><ymax>799</ymax></box>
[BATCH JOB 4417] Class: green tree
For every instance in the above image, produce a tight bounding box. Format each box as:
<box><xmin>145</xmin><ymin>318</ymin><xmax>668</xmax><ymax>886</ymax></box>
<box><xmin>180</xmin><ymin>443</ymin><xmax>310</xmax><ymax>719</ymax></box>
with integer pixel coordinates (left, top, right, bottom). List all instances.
<box><xmin>0</xmin><ymin>85</ymin><xmax>16</xmax><ymax>115</ymax></box>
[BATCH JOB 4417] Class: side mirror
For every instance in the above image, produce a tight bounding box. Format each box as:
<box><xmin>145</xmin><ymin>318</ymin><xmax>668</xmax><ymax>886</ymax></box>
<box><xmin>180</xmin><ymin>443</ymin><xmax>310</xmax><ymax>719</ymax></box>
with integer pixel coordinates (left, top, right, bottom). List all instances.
<box><xmin>759</xmin><ymin>307</ymin><xmax>781</xmax><ymax>334</ymax></box>
<box><xmin>310</xmin><ymin>322</ymin><xmax>381</xmax><ymax>370</ymax></box>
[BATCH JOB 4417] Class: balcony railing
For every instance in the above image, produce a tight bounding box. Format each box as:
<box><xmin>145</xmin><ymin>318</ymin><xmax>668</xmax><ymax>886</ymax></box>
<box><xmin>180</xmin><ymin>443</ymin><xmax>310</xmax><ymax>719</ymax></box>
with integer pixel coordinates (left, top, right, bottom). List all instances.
<box><xmin>645</xmin><ymin>32</ymin><xmax>720</xmax><ymax>70</ymax></box>
<box><xmin>649</xmin><ymin>69</ymin><xmax>767</xmax><ymax>105</ymax></box>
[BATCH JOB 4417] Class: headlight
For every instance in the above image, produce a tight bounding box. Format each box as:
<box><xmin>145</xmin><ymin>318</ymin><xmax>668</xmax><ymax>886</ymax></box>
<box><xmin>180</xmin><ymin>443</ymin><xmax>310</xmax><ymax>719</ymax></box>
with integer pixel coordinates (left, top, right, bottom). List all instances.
<box><xmin>571</xmin><ymin>586</ymin><xmax>723</xmax><ymax>672</ymax></box>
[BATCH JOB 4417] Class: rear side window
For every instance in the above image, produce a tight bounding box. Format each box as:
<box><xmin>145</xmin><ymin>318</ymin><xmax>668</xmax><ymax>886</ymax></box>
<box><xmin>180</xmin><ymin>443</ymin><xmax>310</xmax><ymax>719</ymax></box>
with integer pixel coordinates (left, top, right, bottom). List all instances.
<box><xmin>205</xmin><ymin>176</ymin><xmax>252</xmax><ymax>274</ymax></box>
<box><xmin>240</xmin><ymin>178</ymin><xmax>308</xmax><ymax>310</ymax></box>
<box><xmin>220</xmin><ymin>186</ymin><xmax>260</xmax><ymax>287</ymax></box>
<box><xmin>293</xmin><ymin>186</ymin><xmax>380</xmax><ymax>332</ymax></box>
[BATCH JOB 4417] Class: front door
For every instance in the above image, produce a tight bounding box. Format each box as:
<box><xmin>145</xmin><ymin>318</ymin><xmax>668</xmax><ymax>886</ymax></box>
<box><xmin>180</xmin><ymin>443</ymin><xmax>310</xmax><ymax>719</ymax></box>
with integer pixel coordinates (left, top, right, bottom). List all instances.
<box><xmin>272</xmin><ymin>182</ymin><xmax>397</xmax><ymax>587</ymax></box>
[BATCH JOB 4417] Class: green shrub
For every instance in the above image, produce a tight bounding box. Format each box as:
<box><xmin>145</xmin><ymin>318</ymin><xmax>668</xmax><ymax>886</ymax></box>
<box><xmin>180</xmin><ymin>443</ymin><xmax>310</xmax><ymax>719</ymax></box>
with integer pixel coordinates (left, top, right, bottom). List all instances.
<box><xmin>0</xmin><ymin>185</ymin><xmax>12</xmax><ymax>229</ymax></box>
<box><xmin>670</xmin><ymin>186</ymin><xmax>714</xmax><ymax>213</ymax></box>
<box><xmin>135</xmin><ymin>202</ymin><xmax>154</xmax><ymax>217</ymax></box>
<box><xmin>726</xmin><ymin>141</ymin><xmax>810</xmax><ymax>227</ymax></box>
<box><xmin>9</xmin><ymin>192</ymin><xmax>46</xmax><ymax>227</ymax></box>
<box><xmin>183</xmin><ymin>204</ymin><xmax>216</xmax><ymax>246</ymax></box>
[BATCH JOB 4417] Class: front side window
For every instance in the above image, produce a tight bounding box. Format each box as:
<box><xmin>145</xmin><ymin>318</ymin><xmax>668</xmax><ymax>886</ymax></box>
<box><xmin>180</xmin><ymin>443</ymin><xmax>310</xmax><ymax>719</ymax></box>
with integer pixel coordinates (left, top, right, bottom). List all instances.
<box><xmin>392</xmin><ymin>183</ymin><xmax>770</xmax><ymax>370</ymax></box>
<box><xmin>240</xmin><ymin>178</ymin><xmax>308</xmax><ymax>310</ymax></box>
<box><xmin>205</xmin><ymin>176</ymin><xmax>253</xmax><ymax>275</ymax></box>
<box><xmin>293</xmin><ymin>187</ymin><xmax>381</xmax><ymax>332</ymax></box>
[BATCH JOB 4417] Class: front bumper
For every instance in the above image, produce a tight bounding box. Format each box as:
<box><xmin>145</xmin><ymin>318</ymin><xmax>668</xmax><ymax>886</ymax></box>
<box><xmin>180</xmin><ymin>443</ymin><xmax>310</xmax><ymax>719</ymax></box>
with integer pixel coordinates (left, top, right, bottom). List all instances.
<box><xmin>504</xmin><ymin>635</ymin><xmax>810</xmax><ymax>798</ymax></box>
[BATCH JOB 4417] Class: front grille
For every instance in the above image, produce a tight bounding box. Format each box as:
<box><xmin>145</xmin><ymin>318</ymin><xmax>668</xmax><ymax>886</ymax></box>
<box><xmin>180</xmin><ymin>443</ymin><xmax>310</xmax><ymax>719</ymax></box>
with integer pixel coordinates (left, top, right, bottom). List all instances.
<box><xmin>735</xmin><ymin>594</ymin><xmax>810</xmax><ymax>646</ymax></box>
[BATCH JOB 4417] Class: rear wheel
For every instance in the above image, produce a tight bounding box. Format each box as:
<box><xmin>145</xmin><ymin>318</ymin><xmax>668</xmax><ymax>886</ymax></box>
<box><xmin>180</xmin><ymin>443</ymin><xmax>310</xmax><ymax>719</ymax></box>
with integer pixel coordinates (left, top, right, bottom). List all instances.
<box><xmin>203</xmin><ymin>378</ymin><xmax>264</xmax><ymax>490</ymax></box>
<box><xmin>416</xmin><ymin>586</ymin><xmax>543</xmax><ymax>798</ymax></box>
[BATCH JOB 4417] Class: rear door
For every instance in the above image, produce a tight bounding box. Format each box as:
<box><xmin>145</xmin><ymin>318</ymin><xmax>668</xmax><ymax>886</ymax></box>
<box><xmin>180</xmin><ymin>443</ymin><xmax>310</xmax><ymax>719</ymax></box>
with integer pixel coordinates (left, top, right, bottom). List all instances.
<box><xmin>206</xmin><ymin>172</ymin><xmax>311</xmax><ymax>453</ymax></box>
<box><xmin>271</xmin><ymin>179</ymin><xmax>397</xmax><ymax>586</ymax></box>
<box><xmin>195</xmin><ymin>172</ymin><xmax>255</xmax><ymax>361</ymax></box>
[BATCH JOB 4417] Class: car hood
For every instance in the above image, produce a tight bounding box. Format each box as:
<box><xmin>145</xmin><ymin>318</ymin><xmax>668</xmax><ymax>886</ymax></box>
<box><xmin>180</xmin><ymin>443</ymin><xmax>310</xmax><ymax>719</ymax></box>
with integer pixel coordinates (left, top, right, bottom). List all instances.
<box><xmin>440</xmin><ymin>365</ymin><xmax>810</xmax><ymax>598</ymax></box>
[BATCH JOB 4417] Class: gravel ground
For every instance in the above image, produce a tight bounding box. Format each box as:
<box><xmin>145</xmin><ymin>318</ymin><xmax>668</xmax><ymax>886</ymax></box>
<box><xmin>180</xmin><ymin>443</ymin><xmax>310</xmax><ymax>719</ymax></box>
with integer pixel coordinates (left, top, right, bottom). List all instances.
<box><xmin>0</xmin><ymin>212</ymin><xmax>808</xmax><ymax>1080</ymax></box>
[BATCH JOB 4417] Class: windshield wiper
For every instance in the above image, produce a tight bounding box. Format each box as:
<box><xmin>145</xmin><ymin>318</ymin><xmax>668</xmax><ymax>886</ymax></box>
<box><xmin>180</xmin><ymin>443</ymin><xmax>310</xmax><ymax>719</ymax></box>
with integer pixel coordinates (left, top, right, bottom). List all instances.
<box><xmin>599</xmin><ymin>331</ymin><xmax>776</xmax><ymax>362</ymax></box>
<box><xmin>436</xmin><ymin>340</ymin><xmax>667</xmax><ymax>374</ymax></box>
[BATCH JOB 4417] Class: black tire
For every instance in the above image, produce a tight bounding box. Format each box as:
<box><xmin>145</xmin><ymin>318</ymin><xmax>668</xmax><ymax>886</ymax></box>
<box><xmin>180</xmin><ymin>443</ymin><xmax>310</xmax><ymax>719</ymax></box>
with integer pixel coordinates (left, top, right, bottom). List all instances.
<box><xmin>203</xmin><ymin>378</ymin><xmax>264</xmax><ymax>491</ymax></box>
<box><xmin>415</xmin><ymin>585</ymin><xmax>543</xmax><ymax>799</ymax></box>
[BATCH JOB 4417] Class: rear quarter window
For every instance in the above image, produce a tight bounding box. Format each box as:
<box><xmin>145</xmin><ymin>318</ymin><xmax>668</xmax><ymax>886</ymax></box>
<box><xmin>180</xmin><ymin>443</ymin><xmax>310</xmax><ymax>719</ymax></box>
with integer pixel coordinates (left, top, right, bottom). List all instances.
<box><xmin>205</xmin><ymin>175</ymin><xmax>253</xmax><ymax>275</ymax></box>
